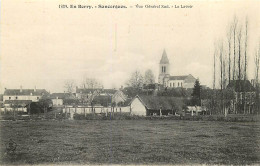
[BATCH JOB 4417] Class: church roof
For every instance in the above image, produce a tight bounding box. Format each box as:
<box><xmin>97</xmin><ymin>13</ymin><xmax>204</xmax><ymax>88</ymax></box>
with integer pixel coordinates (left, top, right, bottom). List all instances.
<box><xmin>169</xmin><ymin>74</ymin><xmax>196</xmax><ymax>81</ymax></box>
<box><xmin>169</xmin><ymin>75</ymin><xmax>188</xmax><ymax>80</ymax></box>
<box><xmin>160</xmin><ymin>49</ymin><xmax>169</xmax><ymax>64</ymax></box>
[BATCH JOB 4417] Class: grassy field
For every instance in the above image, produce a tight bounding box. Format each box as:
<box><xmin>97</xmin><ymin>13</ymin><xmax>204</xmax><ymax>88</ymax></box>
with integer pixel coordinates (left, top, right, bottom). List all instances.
<box><xmin>0</xmin><ymin>120</ymin><xmax>259</xmax><ymax>165</ymax></box>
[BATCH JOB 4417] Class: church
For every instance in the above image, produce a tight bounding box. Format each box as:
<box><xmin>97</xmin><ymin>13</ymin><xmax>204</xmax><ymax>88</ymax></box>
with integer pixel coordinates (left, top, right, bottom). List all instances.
<box><xmin>158</xmin><ymin>50</ymin><xmax>196</xmax><ymax>89</ymax></box>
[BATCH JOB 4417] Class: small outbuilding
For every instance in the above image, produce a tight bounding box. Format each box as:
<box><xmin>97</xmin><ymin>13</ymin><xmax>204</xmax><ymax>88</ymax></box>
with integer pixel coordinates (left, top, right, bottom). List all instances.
<box><xmin>129</xmin><ymin>95</ymin><xmax>185</xmax><ymax>116</ymax></box>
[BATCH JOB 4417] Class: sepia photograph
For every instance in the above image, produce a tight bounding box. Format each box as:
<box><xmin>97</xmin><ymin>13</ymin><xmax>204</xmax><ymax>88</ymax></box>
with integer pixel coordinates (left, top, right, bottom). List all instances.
<box><xmin>0</xmin><ymin>0</ymin><xmax>259</xmax><ymax>165</ymax></box>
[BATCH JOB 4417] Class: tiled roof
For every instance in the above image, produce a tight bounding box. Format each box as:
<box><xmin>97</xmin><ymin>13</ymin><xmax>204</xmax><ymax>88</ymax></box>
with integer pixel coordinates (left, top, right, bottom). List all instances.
<box><xmin>169</xmin><ymin>75</ymin><xmax>188</xmax><ymax>80</ymax></box>
<box><xmin>160</xmin><ymin>49</ymin><xmax>169</xmax><ymax>64</ymax></box>
<box><xmin>227</xmin><ymin>80</ymin><xmax>256</xmax><ymax>92</ymax></box>
<box><xmin>4</xmin><ymin>100</ymin><xmax>32</xmax><ymax>105</ymax></box>
<box><xmin>4</xmin><ymin>89</ymin><xmax>48</xmax><ymax>96</ymax></box>
<box><xmin>132</xmin><ymin>95</ymin><xmax>185</xmax><ymax>110</ymax></box>
<box><xmin>50</xmin><ymin>93</ymin><xmax>76</xmax><ymax>99</ymax></box>
<box><xmin>76</xmin><ymin>88</ymin><xmax>117</xmax><ymax>94</ymax></box>
<box><xmin>169</xmin><ymin>74</ymin><xmax>196</xmax><ymax>81</ymax></box>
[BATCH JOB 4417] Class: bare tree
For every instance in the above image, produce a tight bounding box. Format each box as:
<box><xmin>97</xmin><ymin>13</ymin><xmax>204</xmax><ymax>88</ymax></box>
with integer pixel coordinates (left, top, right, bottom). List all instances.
<box><xmin>64</xmin><ymin>80</ymin><xmax>76</xmax><ymax>93</ymax></box>
<box><xmin>254</xmin><ymin>45</ymin><xmax>260</xmax><ymax>113</ymax></box>
<box><xmin>227</xmin><ymin>24</ymin><xmax>233</xmax><ymax>84</ymax></box>
<box><xmin>126</xmin><ymin>70</ymin><xmax>144</xmax><ymax>90</ymax></box>
<box><xmin>244</xmin><ymin>17</ymin><xmax>249</xmax><ymax>81</ymax></box>
<box><xmin>82</xmin><ymin>78</ymin><xmax>102</xmax><ymax>89</ymax></box>
<box><xmin>144</xmin><ymin>69</ymin><xmax>155</xmax><ymax>85</ymax></box>
<box><xmin>213</xmin><ymin>41</ymin><xmax>217</xmax><ymax>90</ymax></box>
<box><xmin>232</xmin><ymin>16</ymin><xmax>238</xmax><ymax>81</ymax></box>
<box><xmin>237</xmin><ymin>25</ymin><xmax>243</xmax><ymax>81</ymax></box>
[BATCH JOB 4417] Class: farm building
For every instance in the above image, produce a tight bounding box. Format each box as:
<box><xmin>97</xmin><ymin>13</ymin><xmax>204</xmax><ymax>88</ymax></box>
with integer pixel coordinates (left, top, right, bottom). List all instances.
<box><xmin>129</xmin><ymin>95</ymin><xmax>186</xmax><ymax>116</ymax></box>
<box><xmin>50</xmin><ymin>93</ymin><xmax>77</xmax><ymax>107</ymax></box>
<box><xmin>2</xmin><ymin>87</ymin><xmax>49</xmax><ymax>112</ymax></box>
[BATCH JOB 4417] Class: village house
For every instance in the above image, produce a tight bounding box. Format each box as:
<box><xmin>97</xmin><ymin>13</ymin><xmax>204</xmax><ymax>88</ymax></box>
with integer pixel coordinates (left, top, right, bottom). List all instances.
<box><xmin>129</xmin><ymin>95</ymin><xmax>185</xmax><ymax>116</ymax></box>
<box><xmin>158</xmin><ymin>50</ymin><xmax>196</xmax><ymax>89</ymax></box>
<box><xmin>50</xmin><ymin>92</ymin><xmax>77</xmax><ymax>107</ymax></box>
<box><xmin>227</xmin><ymin>80</ymin><xmax>256</xmax><ymax>113</ymax></box>
<box><xmin>3</xmin><ymin>87</ymin><xmax>49</xmax><ymax>111</ymax></box>
<box><xmin>111</xmin><ymin>90</ymin><xmax>128</xmax><ymax>106</ymax></box>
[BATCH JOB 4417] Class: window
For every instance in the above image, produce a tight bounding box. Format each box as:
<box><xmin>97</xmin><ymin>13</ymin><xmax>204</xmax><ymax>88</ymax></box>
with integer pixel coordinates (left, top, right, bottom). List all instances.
<box><xmin>37</xmin><ymin>97</ymin><xmax>39</xmax><ymax>100</ymax></box>
<box><xmin>15</xmin><ymin>96</ymin><xmax>18</xmax><ymax>99</ymax></box>
<box><xmin>173</xmin><ymin>83</ymin><xmax>175</xmax><ymax>87</ymax></box>
<box><xmin>178</xmin><ymin>82</ymin><xmax>179</xmax><ymax>87</ymax></box>
<box><xmin>181</xmin><ymin>82</ymin><xmax>183</xmax><ymax>87</ymax></box>
<box><xmin>162</xmin><ymin>66</ymin><xmax>164</xmax><ymax>73</ymax></box>
<box><xmin>9</xmin><ymin>97</ymin><xmax>11</xmax><ymax>100</ymax></box>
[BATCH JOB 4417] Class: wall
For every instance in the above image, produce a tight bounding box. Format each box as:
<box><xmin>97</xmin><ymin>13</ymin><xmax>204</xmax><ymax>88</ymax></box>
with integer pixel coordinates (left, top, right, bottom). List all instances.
<box><xmin>52</xmin><ymin>99</ymin><xmax>63</xmax><ymax>106</ymax></box>
<box><xmin>0</xmin><ymin>107</ymin><xmax>27</xmax><ymax>112</ymax></box>
<box><xmin>130</xmin><ymin>98</ymin><xmax>147</xmax><ymax>116</ymax></box>
<box><xmin>168</xmin><ymin>80</ymin><xmax>184</xmax><ymax>88</ymax></box>
<box><xmin>3</xmin><ymin>95</ymin><xmax>41</xmax><ymax>102</ymax></box>
<box><xmin>63</xmin><ymin>106</ymin><xmax>130</xmax><ymax>114</ymax></box>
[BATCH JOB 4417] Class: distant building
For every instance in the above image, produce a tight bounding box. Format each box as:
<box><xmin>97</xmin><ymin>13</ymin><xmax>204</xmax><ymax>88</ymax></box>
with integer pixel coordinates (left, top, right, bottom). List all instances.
<box><xmin>112</xmin><ymin>90</ymin><xmax>128</xmax><ymax>106</ymax></box>
<box><xmin>158</xmin><ymin>50</ymin><xmax>196</xmax><ymax>89</ymax></box>
<box><xmin>50</xmin><ymin>93</ymin><xmax>76</xmax><ymax>107</ymax></box>
<box><xmin>129</xmin><ymin>95</ymin><xmax>185</xmax><ymax>116</ymax></box>
<box><xmin>3</xmin><ymin>87</ymin><xmax>48</xmax><ymax>108</ymax></box>
<box><xmin>227</xmin><ymin>80</ymin><xmax>256</xmax><ymax>113</ymax></box>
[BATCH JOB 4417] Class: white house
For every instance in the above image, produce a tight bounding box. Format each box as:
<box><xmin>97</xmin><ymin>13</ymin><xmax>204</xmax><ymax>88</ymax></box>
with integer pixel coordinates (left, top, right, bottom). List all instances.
<box><xmin>3</xmin><ymin>87</ymin><xmax>48</xmax><ymax>108</ymax></box>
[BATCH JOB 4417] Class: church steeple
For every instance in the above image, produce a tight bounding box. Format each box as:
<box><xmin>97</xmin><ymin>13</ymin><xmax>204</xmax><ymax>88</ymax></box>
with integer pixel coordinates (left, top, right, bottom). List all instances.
<box><xmin>158</xmin><ymin>49</ymin><xmax>170</xmax><ymax>85</ymax></box>
<box><xmin>160</xmin><ymin>49</ymin><xmax>169</xmax><ymax>64</ymax></box>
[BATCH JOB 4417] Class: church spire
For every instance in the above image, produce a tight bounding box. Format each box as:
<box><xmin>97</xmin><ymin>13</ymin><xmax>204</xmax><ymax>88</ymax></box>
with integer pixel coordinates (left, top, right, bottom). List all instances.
<box><xmin>160</xmin><ymin>49</ymin><xmax>169</xmax><ymax>64</ymax></box>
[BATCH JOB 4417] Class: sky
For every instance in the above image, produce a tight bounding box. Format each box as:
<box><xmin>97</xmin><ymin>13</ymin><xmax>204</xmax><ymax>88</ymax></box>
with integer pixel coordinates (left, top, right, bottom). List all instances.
<box><xmin>0</xmin><ymin>0</ymin><xmax>259</xmax><ymax>93</ymax></box>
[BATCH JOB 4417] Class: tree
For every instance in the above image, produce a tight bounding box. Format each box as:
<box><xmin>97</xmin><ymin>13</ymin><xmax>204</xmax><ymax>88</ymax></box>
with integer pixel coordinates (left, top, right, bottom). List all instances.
<box><xmin>232</xmin><ymin>16</ymin><xmax>238</xmax><ymax>81</ymax></box>
<box><xmin>126</xmin><ymin>70</ymin><xmax>143</xmax><ymax>90</ymax></box>
<box><xmin>227</xmin><ymin>24</ymin><xmax>232</xmax><ymax>84</ymax></box>
<box><xmin>191</xmin><ymin>79</ymin><xmax>201</xmax><ymax>106</ymax></box>
<box><xmin>237</xmin><ymin>25</ymin><xmax>243</xmax><ymax>81</ymax></box>
<box><xmin>82</xmin><ymin>77</ymin><xmax>102</xmax><ymax>89</ymax></box>
<box><xmin>244</xmin><ymin>17</ymin><xmax>249</xmax><ymax>81</ymax></box>
<box><xmin>144</xmin><ymin>69</ymin><xmax>155</xmax><ymax>85</ymax></box>
<box><xmin>254</xmin><ymin>45</ymin><xmax>260</xmax><ymax>113</ymax></box>
<box><xmin>64</xmin><ymin>80</ymin><xmax>76</xmax><ymax>93</ymax></box>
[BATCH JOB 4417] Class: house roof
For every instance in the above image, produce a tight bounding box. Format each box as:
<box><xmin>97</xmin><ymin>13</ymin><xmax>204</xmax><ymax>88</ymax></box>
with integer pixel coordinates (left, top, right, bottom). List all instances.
<box><xmin>160</xmin><ymin>49</ymin><xmax>169</xmax><ymax>64</ymax></box>
<box><xmin>227</xmin><ymin>80</ymin><xmax>256</xmax><ymax>92</ymax></box>
<box><xmin>132</xmin><ymin>95</ymin><xmax>185</xmax><ymax>110</ymax></box>
<box><xmin>4</xmin><ymin>100</ymin><xmax>32</xmax><ymax>105</ymax></box>
<box><xmin>50</xmin><ymin>93</ymin><xmax>76</xmax><ymax>99</ymax></box>
<box><xmin>76</xmin><ymin>88</ymin><xmax>117</xmax><ymax>95</ymax></box>
<box><xmin>4</xmin><ymin>89</ymin><xmax>48</xmax><ymax>96</ymax></box>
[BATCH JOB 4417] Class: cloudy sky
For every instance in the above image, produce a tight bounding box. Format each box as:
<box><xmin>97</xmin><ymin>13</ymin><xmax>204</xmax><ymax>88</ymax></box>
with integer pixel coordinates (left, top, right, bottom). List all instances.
<box><xmin>0</xmin><ymin>0</ymin><xmax>259</xmax><ymax>93</ymax></box>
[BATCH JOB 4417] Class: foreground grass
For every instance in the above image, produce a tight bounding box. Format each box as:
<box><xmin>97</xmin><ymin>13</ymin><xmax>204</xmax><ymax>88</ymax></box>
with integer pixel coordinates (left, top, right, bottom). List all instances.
<box><xmin>0</xmin><ymin>120</ymin><xmax>259</xmax><ymax>165</ymax></box>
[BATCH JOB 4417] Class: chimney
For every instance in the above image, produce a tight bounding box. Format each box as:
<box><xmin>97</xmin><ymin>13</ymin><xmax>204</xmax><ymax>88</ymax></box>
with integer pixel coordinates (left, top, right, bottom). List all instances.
<box><xmin>20</xmin><ymin>86</ymin><xmax>23</xmax><ymax>92</ymax></box>
<box><xmin>34</xmin><ymin>86</ymin><xmax>36</xmax><ymax>92</ymax></box>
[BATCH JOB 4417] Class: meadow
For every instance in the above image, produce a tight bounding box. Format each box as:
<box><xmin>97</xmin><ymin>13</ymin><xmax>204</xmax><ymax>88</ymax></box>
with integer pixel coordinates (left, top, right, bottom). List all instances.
<box><xmin>0</xmin><ymin>119</ymin><xmax>259</xmax><ymax>165</ymax></box>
